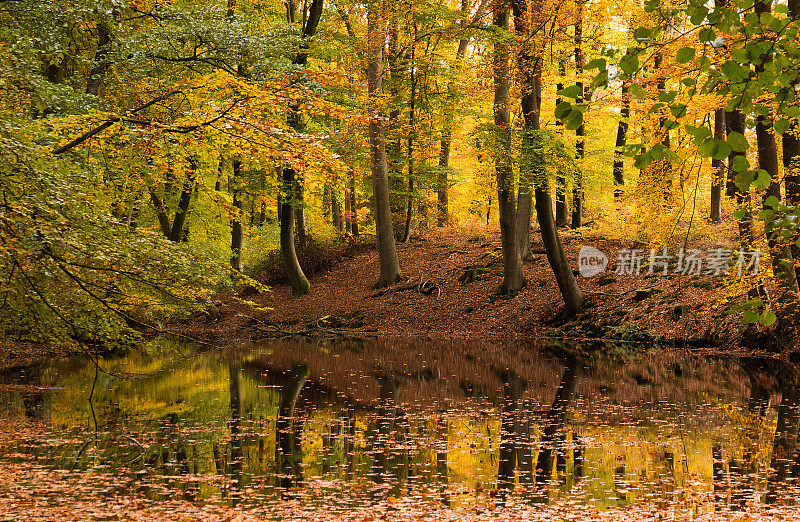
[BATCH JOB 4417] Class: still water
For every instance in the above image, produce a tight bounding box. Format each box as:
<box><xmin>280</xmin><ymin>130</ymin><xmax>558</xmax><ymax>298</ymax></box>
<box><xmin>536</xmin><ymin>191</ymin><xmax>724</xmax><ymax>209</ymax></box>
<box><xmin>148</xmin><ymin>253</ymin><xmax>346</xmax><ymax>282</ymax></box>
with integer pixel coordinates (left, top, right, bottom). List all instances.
<box><xmin>1</xmin><ymin>339</ymin><xmax>799</xmax><ymax>519</ymax></box>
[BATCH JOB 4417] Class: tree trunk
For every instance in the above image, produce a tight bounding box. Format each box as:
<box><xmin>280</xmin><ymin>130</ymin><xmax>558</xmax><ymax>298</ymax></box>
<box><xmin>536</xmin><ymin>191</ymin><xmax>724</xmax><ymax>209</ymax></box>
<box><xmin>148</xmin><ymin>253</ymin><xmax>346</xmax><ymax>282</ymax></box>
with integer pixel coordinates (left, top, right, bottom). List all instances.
<box><xmin>710</xmin><ymin>108</ymin><xmax>725</xmax><ymax>223</ymax></box>
<box><xmin>230</xmin><ymin>159</ymin><xmax>244</xmax><ymax>272</ymax></box>
<box><xmin>280</xmin><ymin>167</ymin><xmax>310</xmax><ymax>296</ymax></box>
<box><xmin>368</xmin><ymin>0</ymin><xmax>402</xmax><ymax>287</ymax></box>
<box><xmin>322</xmin><ymin>183</ymin><xmax>331</xmax><ymax>219</ymax></box>
<box><xmin>86</xmin><ymin>18</ymin><xmax>113</xmax><ymax>96</ymax></box>
<box><xmin>555</xmin><ymin>59</ymin><xmax>569</xmax><ymax>225</ymax></box>
<box><xmin>401</xmin><ymin>30</ymin><xmax>417</xmax><ymax>244</ymax></box>
<box><xmin>349</xmin><ymin>169</ymin><xmax>359</xmax><ymax>236</ymax></box>
<box><xmin>726</xmin><ymin>110</ymin><xmax>753</xmax><ymax>243</ymax></box>
<box><xmin>345</xmin><ymin>184</ymin><xmax>353</xmax><ymax>235</ymax></box>
<box><xmin>784</xmin><ymin>0</ymin><xmax>800</xmax><ymax>263</ymax></box>
<box><xmin>613</xmin><ymin>79</ymin><xmax>629</xmax><ymax>197</ymax></box>
<box><xmin>571</xmin><ymin>0</ymin><xmax>585</xmax><ymax>228</ymax></box>
<box><xmin>332</xmin><ymin>184</ymin><xmax>343</xmax><ymax>232</ymax></box>
<box><xmin>513</xmin><ymin>0</ymin><xmax>584</xmax><ymax>314</ymax></box>
<box><xmin>494</xmin><ymin>1</ymin><xmax>524</xmax><ymax>294</ymax></box>
<box><xmin>755</xmin><ymin>0</ymin><xmax>798</xmax><ymax>297</ymax></box>
<box><xmin>169</xmin><ymin>161</ymin><xmax>196</xmax><ymax>243</ymax></box>
<box><xmin>438</xmin><ymin>0</ymin><xmax>470</xmax><ymax>227</ymax></box>
<box><xmin>276</xmin><ymin>364</ymin><xmax>309</xmax><ymax>492</ymax></box>
<box><xmin>295</xmin><ymin>177</ymin><xmax>307</xmax><ymax>248</ymax></box>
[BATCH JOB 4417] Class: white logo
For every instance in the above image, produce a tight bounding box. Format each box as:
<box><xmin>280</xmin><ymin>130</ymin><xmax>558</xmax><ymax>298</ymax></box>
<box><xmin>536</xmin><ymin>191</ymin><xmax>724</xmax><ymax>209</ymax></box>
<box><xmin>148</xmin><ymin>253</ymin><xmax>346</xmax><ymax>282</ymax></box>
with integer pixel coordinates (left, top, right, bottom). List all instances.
<box><xmin>578</xmin><ymin>246</ymin><xmax>608</xmax><ymax>277</ymax></box>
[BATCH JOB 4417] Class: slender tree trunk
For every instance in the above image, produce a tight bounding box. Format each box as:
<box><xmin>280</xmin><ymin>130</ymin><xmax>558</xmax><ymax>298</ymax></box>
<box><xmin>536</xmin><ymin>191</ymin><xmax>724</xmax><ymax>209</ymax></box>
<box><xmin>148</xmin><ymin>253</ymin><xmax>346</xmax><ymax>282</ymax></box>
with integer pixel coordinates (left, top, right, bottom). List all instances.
<box><xmin>402</xmin><ymin>30</ymin><xmax>417</xmax><ymax>244</ymax></box>
<box><xmin>322</xmin><ymin>183</ymin><xmax>331</xmax><ymax>220</ymax></box>
<box><xmin>228</xmin><ymin>364</ymin><xmax>243</xmax><ymax>505</ymax></box>
<box><xmin>230</xmin><ymin>159</ymin><xmax>244</xmax><ymax>272</ymax></box>
<box><xmin>149</xmin><ymin>189</ymin><xmax>172</xmax><ymax>239</ymax></box>
<box><xmin>710</xmin><ymin>108</ymin><xmax>725</xmax><ymax>223</ymax></box>
<box><xmin>494</xmin><ymin>1</ymin><xmax>524</xmax><ymax>294</ymax></box>
<box><xmin>726</xmin><ymin>110</ymin><xmax>753</xmax><ymax>243</ymax></box>
<box><xmin>332</xmin><ymin>184</ymin><xmax>343</xmax><ymax>232</ymax></box>
<box><xmin>295</xmin><ymin>177</ymin><xmax>307</xmax><ymax>248</ymax></box>
<box><xmin>438</xmin><ymin>0</ymin><xmax>470</xmax><ymax>227</ymax></box>
<box><xmin>169</xmin><ymin>161</ymin><xmax>196</xmax><ymax>243</ymax></box>
<box><xmin>613</xmin><ymin>79</ymin><xmax>630</xmax><ymax>197</ymax></box>
<box><xmin>368</xmin><ymin>0</ymin><xmax>402</xmax><ymax>287</ymax></box>
<box><xmin>345</xmin><ymin>184</ymin><xmax>353</xmax><ymax>235</ymax></box>
<box><xmin>86</xmin><ymin>18</ymin><xmax>113</xmax><ymax>95</ymax></box>
<box><xmin>514</xmin><ymin>0</ymin><xmax>584</xmax><ymax>314</ymax></box>
<box><xmin>276</xmin><ymin>364</ymin><xmax>309</xmax><ymax>493</ymax></box>
<box><xmin>350</xmin><ymin>169</ymin><xmax>359</xmax><ymax>236</ymax></box>
<box><xmin>571</xmin><ymin>0</ymin><xmax>585</xmax><ymax>228</ymax></box>
<box><xmin>555</xmin><ymin>59</ymin><xmax>569</xmax><ymax>225</ymax></box>
<box><xmin>280</xmin><ymin>167</ymin><xmax>310</xmax><ymax>296</ymax></box>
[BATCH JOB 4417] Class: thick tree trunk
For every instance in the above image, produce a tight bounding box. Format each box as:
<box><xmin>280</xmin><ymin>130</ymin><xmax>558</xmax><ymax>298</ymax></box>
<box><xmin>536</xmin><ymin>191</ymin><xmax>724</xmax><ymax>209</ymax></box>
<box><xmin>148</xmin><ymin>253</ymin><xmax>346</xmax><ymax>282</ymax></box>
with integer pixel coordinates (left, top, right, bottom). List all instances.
<box><xmin>784</xmin><ymin>0</ymin><xmax>800</xmax><ymax>263</ymax></box>
<box><xmin>555</xmin><ymin>60</ymin><xmax>569</xmax><ymax>225</ymax></box>
<box><xmin>149</xmin><ymin>189</ymin><xmax>172</xmax><ymax>239</ymax></box>
<box><xmin>613</xmin><ymin>80</ymin><xmax>629</xmax><ymax>197</ymax></box>
<box><xmin>755</xmin><ymin>0</ymin><xmax>798</xmax><ymax>297</ymax></box>
<box><xmin>710</xmin><ymin>108</ymin><xmax>725</xmax><ymax>223</ymax></box>
<box><xmin>322</xmin><ymin>183</ymin><xmax>332</xmax><ymax>219</ymax></box>
<box><xmin>368</xmin><ymin>0</ymin><xmax>402</xmax><ymax>287</ymax></box>
<box><xmin>230</xmin><ymin>159</ymin><xmax>244</xmax><ymax>272</ymax></box>
<box><xmin>295</xmin><ymin>177</ymin><xmax>307</xmax><ymax>248</ymax></box>
<box><xmin>280</xmin><ymin>167</ymin><xmax>310</xmax><ymax>296</ymax></box>
<box><xmin>571</xmin><ymin>0</ymin><xmax>585</xmax><ymax>228</ymax></box>
<box><xmin>494</xmin><ymin>2</ymin><xmax>524</xmax><ymax>294</ymax></box>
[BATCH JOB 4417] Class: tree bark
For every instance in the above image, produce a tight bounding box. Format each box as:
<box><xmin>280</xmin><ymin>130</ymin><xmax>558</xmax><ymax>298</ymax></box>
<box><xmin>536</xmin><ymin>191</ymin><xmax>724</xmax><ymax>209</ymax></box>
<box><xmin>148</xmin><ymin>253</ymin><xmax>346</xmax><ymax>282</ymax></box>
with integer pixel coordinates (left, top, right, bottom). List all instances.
<box><xmin>710</xmin><ymin>108</ymin><xmax>725</xmax><ymax>223</ymax></box>
<box><xmin>613</xmin><ymin>79</ymin><xmax>629</xmax><ymax>198</ymax></box>
<box><xmin>555</xmin><ymin>59</ymin><xmax>569</xmax><ymax>225</ymax></box>
<box><xmin>755</xmin><ymin>0</ymin><xmax>798</xmax><ymax>297</ymax></box>
<box><xmin>368</xmin><ymin>0</ymin><xmax>402</xmax><ymax>287</ymax></box>
<box><xmin>438</xmin><ymin>0</ymin><xmax>470</xmax><ymax>227</ymax></box>
<box><xmin>169</xmin><ymin>161</ymin><xmax>196</xmax><ymax>243</ymax></box>
<box><xmin>513</xmin><ymin>0</ymin><xmax>584</xmax><ymax>314</ymax></box>
<box><xmin>280</xmin><ymin>167</ymin><xmax>311</xmax><ymax>296</ymax></box>
<box><xmin>332</xmin><ymin>184</ymin><xmax>343</xmax><ymax>232</ymax></box>
<box><xmin>230</xmin><ymin>159</ymin><xmax>244</xmax><ymax>271</ymax></box>
<box><xmin>349</xmin><ymin>169</ymin><xmax>359</xmax><ymax>236</ymax></box>
<box><xmin>86</xmin><ymin>18</ymin><xmax>113</xmax><ymax>96</ymax></box>
<box><xmin>571</xmin><ymin>0</ymin><xmax>585</xmax><ymax>228</ymax></box>
<box><xmin>494</xmin><ymin>1</ymin><xmax>524</xmax><ymax>294</ymax></box>
<box><xmin>401</xmin><ymin>29</ymin><xmax>417</xmax><ymax>244</ymax></box>
<box><xmin>726</xmin><ymin>110</ymin><xmax>753</xmax><ymax>243</ymax></box>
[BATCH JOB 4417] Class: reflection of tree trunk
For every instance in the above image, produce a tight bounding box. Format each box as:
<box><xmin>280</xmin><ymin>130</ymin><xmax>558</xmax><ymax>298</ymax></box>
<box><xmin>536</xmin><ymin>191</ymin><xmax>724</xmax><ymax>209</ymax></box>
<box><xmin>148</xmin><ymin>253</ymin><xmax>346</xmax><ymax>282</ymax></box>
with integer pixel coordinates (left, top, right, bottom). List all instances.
<box><xmin>732</xmin><ymin>377</ymin><xmax>770</xmax><ymax>509</ymax></box>
<box><xmin>766</xmin><ymin>378</ymin><xmax>800</xmax><ymax>504</ymax></box>
<box><xmin>371</xmin><ymin>373</ymin><xmax>402</xmax><ymax>490</ymax></box>
<box><xmin>436</xmin><ymin>414</ymin><xmax>449</xmax><ymax>506</ymax></box>
<box><xmin>497</xmin><ymin>370</ymin><xmax>528</xmax><ymax>497</ymax></box>
<box><xmin>712</xmin><ymin>442</ymin><xmax>727</xmax><ymax>510</ymax></box>
<box><xmin>228</xmin><ymin>365</ymin><xmax>243</xmax><ymax>506</ymax></box>
<box><xmin>276</xmin><ymin>364</ymin><xmax>309</xmax><ymax>495</ymax></box>
<box><xmin>614</xmin><ymin>455</ymin><xmax>627</xmax><ymax>505</ymax></box>
<box><xmin>535</xmin><ymin>356</ymin><xmax>581</xmax><ymax>488</ymax></box>
<box><xmin>573</xmin><ymin>432</ymin><xmax>584</xmax><ymax>480</ymax></box>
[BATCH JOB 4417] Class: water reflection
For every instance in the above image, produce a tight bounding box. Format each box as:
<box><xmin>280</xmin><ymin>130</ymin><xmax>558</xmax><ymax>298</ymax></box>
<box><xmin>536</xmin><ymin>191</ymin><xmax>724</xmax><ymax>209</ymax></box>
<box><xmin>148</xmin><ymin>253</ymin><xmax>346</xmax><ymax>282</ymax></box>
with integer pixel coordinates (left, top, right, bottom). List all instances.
<box><xmin>2</xmin><ymin>339</ymin><xmax>800</xmax><ymax>516</ymax></box>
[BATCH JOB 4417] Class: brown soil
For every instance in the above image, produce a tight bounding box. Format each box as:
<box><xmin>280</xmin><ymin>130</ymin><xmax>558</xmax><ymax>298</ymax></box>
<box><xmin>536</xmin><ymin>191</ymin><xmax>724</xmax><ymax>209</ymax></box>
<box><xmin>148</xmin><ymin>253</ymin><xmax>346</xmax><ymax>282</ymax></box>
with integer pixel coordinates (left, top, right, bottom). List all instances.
<box><xmin>183</xmin><ymin>225</ymin><xmax>785</xmax><ymax>351</ymax></box>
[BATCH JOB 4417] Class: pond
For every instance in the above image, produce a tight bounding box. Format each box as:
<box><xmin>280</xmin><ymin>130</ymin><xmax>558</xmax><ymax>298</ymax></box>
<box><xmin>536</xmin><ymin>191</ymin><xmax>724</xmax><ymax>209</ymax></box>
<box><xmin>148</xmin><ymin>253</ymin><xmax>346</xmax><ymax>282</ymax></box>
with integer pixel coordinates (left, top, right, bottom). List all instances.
<box><xmin>1</xmin><ymin>339</ymin><xmax>798</xmax><ymax>519</ymax></box>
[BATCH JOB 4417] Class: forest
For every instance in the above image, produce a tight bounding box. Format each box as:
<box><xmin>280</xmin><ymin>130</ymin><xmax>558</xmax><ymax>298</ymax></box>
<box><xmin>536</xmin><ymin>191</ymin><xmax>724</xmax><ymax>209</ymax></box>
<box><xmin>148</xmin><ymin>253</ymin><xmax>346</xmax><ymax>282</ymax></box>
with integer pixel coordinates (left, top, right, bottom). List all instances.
<box><xmin>1</xmin><ymin>0</ymin><xmax>800</xmax><ymax>518</ymax></box>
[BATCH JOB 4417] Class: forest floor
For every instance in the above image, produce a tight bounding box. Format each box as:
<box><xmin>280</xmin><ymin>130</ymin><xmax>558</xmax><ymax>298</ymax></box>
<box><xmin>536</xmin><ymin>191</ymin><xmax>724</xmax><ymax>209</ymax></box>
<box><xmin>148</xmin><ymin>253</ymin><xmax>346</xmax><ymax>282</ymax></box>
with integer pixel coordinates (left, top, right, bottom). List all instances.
<box><xmin>183</xmin><ymin>223</ymin><xmax>787</xmax><ymax>353</ymax></box>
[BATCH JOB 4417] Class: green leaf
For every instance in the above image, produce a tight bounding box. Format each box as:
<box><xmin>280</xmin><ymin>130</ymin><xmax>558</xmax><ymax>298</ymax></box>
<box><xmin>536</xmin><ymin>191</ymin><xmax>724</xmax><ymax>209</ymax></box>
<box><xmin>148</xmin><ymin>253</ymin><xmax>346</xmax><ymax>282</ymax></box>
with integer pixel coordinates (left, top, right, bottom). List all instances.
<box><xmin>633</xmin><ymin>27</ymin><xmax>651</xmax><ymax>41</ymax></box>
<box><xmin>753</xmin><ymin>169</ymin><xmax>772</xmax><ymax>189</ymax></box>
<box><xmin>557</xmin><ymin>85</ymin><xmax>583</xmax><ymax>99</ymax></box>
<box><xmin>731</xmin><ymin>155</ymin><xmax>750</xmax><ymax>172</ymax></box>
<box><xmin>735</xmin><ymin>171</ymin><xmax>754</xmax><ymax>191</ymax></box>
<box><xmin>629</xmin><ymin>83</ymin><xmax>647</xmax><ymax>101</ymax></box>
<box><xmin>584</xmin><ymin>58</ymin><xmax>606</xmax><ymax>70</ymax></box>
<box><xmin>555</xmin><ymin>101</ymin><xmax>572</xmax><ymax>120</ymax></box>
<box><xmin>759</xmin><ymin>310</ymin><xmax>777</xmax><ymax>326</ymax></box>
<box><xmin>774</xmin><ymin>119</ymin><xmax>791</xmax><ymax>134</ymax></box>
<box><xmin>742</xmin><ymin>310</ymin><xmax>760</xmax><ymax>324</ymax></box>
<box><xmin>620</xmin><ymin>53</ymin><xmax>640</xmax><ymax>75</ymax></box>
<box><xmin>727</xmin><ymin>131</ymin><xmax>749</xmax><ymax>152</ymax></box>
<box><xmin>677</xmin><ymin>47</ymin><xmax>696</xmax><ymax>64</ymax></box>
<box><xmin>670</xmin><ymin>104</ymin><xmax>687</xmax><ymax>119</ymax></box>
<box><xmin>699</xmin><ymin>27</ymin><xmax>717</xmax><ymax>42</ymax></box>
